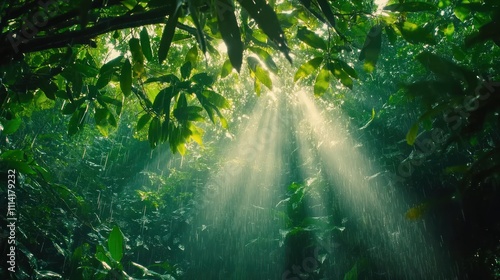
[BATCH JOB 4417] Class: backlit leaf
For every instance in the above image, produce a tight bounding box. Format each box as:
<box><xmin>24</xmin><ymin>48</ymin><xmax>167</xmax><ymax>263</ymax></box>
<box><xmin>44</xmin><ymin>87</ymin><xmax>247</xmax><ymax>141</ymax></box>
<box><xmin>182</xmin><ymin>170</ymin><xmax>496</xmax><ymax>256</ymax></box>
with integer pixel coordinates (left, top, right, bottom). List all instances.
<box><xmin>314</xmin><ymin>67</ymin><xmax>330</xmax><ymax>96</ymax></box>
<box><xmin>217</xmin><ymin>0</ymin><xmax>243</xmax><ymax>72</ymax></box>
<box><xmin>294</xmin><ymin>57</ymin><xmax>323</xmax><ymax>82</ymax></box>
<box><xmin>406</xmin><ymin>122</ymin><xmax>419</xmax><ymax>145</ymax></box>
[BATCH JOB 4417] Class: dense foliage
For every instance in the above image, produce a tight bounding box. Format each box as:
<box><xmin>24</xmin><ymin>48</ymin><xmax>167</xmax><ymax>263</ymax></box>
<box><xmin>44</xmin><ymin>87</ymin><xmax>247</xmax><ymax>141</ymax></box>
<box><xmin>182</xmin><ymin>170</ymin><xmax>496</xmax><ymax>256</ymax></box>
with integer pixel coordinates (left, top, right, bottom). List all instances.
<box><xmin>1</xmin><ymin>0</ymin><xmax>499</xmax><ymax>279</ymax></box>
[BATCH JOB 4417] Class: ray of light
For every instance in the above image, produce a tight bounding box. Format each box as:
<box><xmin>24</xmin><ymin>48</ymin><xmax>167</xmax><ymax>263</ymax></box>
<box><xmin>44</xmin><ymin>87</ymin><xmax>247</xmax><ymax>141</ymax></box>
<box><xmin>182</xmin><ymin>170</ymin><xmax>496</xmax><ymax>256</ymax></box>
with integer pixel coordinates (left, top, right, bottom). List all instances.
<box><xmin>292</xmin><ymin>89</ymin><xmax>459</xmax><ymax>279</ymax></box>
<box><xmin>184</xmin><ymin>92</ymin><xmax>288</xmax><ymax>279</ymax></box>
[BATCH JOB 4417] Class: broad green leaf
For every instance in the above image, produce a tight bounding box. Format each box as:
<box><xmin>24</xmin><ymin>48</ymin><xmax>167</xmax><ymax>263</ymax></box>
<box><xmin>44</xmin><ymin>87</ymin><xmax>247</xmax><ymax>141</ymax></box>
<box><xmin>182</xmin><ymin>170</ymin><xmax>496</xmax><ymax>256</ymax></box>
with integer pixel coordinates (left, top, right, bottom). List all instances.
<box><xmin>140</xmin><ymin>27</ymin><xmax>153</xmax><ymax>62</ymax></box>
<box><xmin>203</xmin><ymin>90</ymin><xmax>230</xmax><ymax>109</ymax></box>
<box><xmin>384</xmin><ymin>2</ymin><xmax>437</xmax><ymax>12</ymax></box>
<box><xmin>137</xmin><ymin>114</ymin><xmax>151</xmax><ymax>131</ymax></box>
<box><xmin>333</xmin><ymin>59</ymin><xmax>358</xmax><ymax>79</ymax></box>
<box><xmin>158</xmin><ymin>0</ymin><xmax>182</xmax><ymax>64</ymax></box>
<box><xmin>217</xmin><ymin>0</ymin><xmax>243</xmax><ymax>72</ymax></box>
<box><xmin>297</xmin><ymin>26</ymin><xmax>327</xmax><ymax>50</ymax></box>
<box><xmin>294</xmin><ymin>56</ymin><xmax>323</xmax><ymax>82</ymax></box>
<box><xmin>145</xmin><ymin>74</ymin><xmax>180</xmax><ymax>84</ymax></box>
<box><xmin>406</xmin><ymin>122</ymin><xmax>419</xmax><ymax>145</ymax></box>
<box><xmin>191</xmin><ymin>73</ymin><xmax>215</xmax><ymax>86</ymax></box>
<box><xmin>248</xmin><ymin>46</ymin><xmax>279</xmax><ymax>73</ymax></box>
<box><xmin>185</xmin><ymin>45</ymin><xmax>199</xmax><ymax>65</ymax></box>
<box><xmin>344</xmin><ymin>262</ymin><xmax>358</xmax><ymax>280</ymax></box>
<box><xmin>148</xmin><ymin>117</ymin><xmax>161</xmax><ymax>148</ymax></box>
<box><xmin>68</xmin><ymin>104</ymin><xmax>88</xmax><ymax>136</ymax></box>
<box><xmin>180</xmin><ymin>61</ymin><xmax>192</xmax><ymax>80</ymax></box>
<box><xmin>153</xmin><ymin>87</ymin><xmax>175</xmax><ymax>115</ymax></box>
<box><xmin>397</xmin><ymin>21</ymin><xmax>436</xmax><ymax>45</ymax></box>
<box><xmin>121</xmin><ymin>0</ymin><xmax>136</xmax><ymax>10</ymax></box>
<box><xmin>327</xmin><ymin>62</ymin><xmax>353</xmax><ymax>89</ymax></box>
<box><xmin>220</xmin><ymin>59</ymin><xmax>233</xmax><ymax>78</ymax></box>
<box><xmin>359</xmin><ymin>25</ymin><xmax>382</xmax><ymax>72</ymax></box>
<box><xmin>314</xmin><ymin>67</ymin><xmax>330</xmax><ymax>96</ymax></box>
<box><xmin>96</xmin><ymin>56</ymin><xmax>123</xmax><ymax>89</ymax></box>
<box><xmin>2</xmin><ymin>117</ymin><xmax>21</xmax><ymax>135</ymax></box>
<box><xmin>316</xmin><ymin>0</ymin><xmax>336</xmax><ymax>27</ymax></box>
<box><xmin>255</xmin><ymin>66</ymin><xmax>272</xmax><ymax>90</ymax></box>
<box><xmin>239</xmin><ymin>0</ymin><xmax>291</xmax><ymax>62</ymax></box>
<box><xmin>108</xmin><ymin>225</ymin><xmax>124</xmax><ymax>263</ymax></box>
<box><xmin>120</xmin><ymin>59</ymin><xmax>132</xmax><ymax>97</ymax></box>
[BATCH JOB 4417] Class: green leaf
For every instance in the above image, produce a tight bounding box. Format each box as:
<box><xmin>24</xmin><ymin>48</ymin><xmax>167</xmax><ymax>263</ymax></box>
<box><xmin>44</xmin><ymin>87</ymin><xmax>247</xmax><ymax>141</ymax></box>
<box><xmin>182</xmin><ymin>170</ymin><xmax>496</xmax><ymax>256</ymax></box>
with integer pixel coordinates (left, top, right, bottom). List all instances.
<box><xmin>158</xmin><ymin>0</ymin><xmax>182</xmax><ymax>64</ymax></box>
<box><xmin>406</xmin><ymin>123</ymin><xmax>419</xmax><ymax>145</ymax></box>
<box><xmin>334</xmin><ymin>59</ymin><xmax>358</xmax><ymax>79</ymax></box>
<box><xmin>297</xmin><ymin>26</ymin><xmax>328</xmax><ymax>50</ymax></box>
<box><xmin>316</xmin><ymin>0</ymin><xmax>336</xmax><ymax>28</ymax></box>
<box><xmin>108</xmin><ymin>225</ymin><xmax>124</xmax><ymax>263</ymax></box>
<box><xmin>343</xmin><ymin>262</ymin><xmax>358</xmax><ymax>280</ymax></box>
<box><xmin>185</xmin><ymin>45</ymin><xmax>199</xmax><ymax>65</ymax></box>
<box><xmin>397</xmin><ymin>21</ymin><xmax>436</xmax><ymax>45</ymax></box>
<box><xmin>239</xmin><ymin>0</ymin><xmax>291</xmax><ymax>62</ymax></box>
<box><xmin>217</xmin><ymin>0</ymin><xmax>243</xmax><ymax>72</ymax></box>
<box><xmin>2</xmin><ymin>117</ymin><xmax>21</xmax><ymax>135</ymax></box>
<box><xmin>314</xmin><ymin>66</ymin><xmax>330</xmax><ymax>96</ymax></box>
<box><xmin>191</xmin><ymin>73</ymin><xmax>215</xmax><ymax>86</ymax></box>
<box><xmin>248</xmin><ymin>47</ymin><xmax>279</xmax><ymax>74</ymax></box>
<box><xmin>359</xmin><ymin>25</ymin><xmax>382</xmax><ymax>72</ymax></box>
<box><xmin>180</xmin><ymin>61</ymin><xmax>192</xmax><ymax>80</ymax></box>
<box><xmin>140</xmin><ymin>27</ymin><xmax>153</xmax><ymax>62</ymax></box>
<box><xmin>384</xmin><ymin>2</ymin><xmax>437</xmax><ymax>12</ymax></box>
<box><xmin>137</xmin><ymin>114</ymin><xmax>151</xmax><ymax>131</ymax></box>
<box><xmin>148</xmin><ymin>117</ymin><xmax>161</xmax><ymax>148</ymax></box>
<box><xmin>294</xmin><ymin>57</ymin><xmax>323</xmax><ymax>82</ymax></box>
<box><xmin>120</xmin><ymin>59</ymin><xmax>132</xmax><ymax>97</ymax></box>
<box><xmin>327</xmin><ymin>62</ymin><xmax>353</xmax><ymax>89</ymax></box>
<box><xmin>96</xmin><ymin>56</ymin><xmax>123</xmax><ymax>89</ymax></box>
<box><xmin>68</xmin><ymin>104</ymin><xmax>88</xmax><ymax>136</ymax></box>
<box><xmin>255</xmin><ymin>66</ymin><xmax>272</xmax><ymax>90</ymax></box>
<box><xmin>220</xmin><ymin>59</ymin><xmax>233</xmax><ymax>78</ymax></box>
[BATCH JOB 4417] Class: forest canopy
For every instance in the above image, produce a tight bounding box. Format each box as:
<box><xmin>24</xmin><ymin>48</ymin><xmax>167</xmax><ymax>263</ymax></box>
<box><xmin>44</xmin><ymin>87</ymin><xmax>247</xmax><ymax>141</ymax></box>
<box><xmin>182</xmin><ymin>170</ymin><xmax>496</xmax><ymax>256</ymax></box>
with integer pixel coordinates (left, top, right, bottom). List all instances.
<box><xmin>1</xmin><ymin>0</ymin><xmax>499</xmax><ymax>279</ymax></box>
